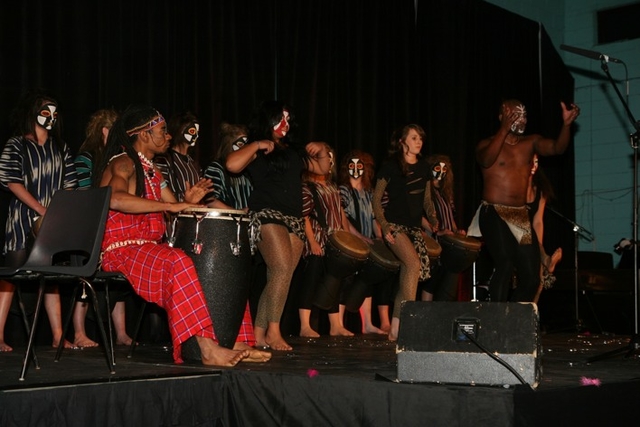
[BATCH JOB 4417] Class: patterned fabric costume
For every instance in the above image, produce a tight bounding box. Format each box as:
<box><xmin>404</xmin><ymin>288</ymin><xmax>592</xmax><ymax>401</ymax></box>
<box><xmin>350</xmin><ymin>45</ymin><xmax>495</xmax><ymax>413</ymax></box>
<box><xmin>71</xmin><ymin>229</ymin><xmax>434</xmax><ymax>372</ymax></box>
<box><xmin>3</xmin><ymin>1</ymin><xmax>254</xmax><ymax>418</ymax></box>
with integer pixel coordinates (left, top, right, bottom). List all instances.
<box><xmin>204</xmin><ymin>160</ymin><xmax>253</xmax><ymax>209</ymax></box>
<box><xmin>155</xmin><ymin>150</ymin><xmax>201</xmax><ymax>202</ymax></box>
<box><xmin>0</xmin><ymin>136</ymin><xmax>77</xmax><ymax>252</ymax></box>
<box><xmin>101</xmin><ymin>153</ymin><xmax>243</xmax><ymax>362</ymax></box>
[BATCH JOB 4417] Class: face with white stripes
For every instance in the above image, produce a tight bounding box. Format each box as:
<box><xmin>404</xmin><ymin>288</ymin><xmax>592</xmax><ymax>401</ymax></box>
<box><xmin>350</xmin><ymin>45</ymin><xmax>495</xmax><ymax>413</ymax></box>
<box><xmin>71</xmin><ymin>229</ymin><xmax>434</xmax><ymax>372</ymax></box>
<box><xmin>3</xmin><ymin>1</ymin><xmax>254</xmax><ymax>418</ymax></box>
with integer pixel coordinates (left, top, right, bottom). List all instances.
<box><xmin>36</xmin><ymin>102</ymin><xmax>58</xmax><ymax>130</ymax></box>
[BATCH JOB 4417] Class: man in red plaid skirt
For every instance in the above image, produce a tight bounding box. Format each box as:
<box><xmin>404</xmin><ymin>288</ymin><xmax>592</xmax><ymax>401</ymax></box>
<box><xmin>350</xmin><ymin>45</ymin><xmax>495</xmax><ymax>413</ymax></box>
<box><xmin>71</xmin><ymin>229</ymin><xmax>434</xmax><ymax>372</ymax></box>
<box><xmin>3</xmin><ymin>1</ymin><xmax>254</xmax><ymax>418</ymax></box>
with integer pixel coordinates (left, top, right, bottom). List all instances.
<box><xmin>96</xmin><ymin>104</ymin><xmax>269</xmax><ymax>365</ymax></box>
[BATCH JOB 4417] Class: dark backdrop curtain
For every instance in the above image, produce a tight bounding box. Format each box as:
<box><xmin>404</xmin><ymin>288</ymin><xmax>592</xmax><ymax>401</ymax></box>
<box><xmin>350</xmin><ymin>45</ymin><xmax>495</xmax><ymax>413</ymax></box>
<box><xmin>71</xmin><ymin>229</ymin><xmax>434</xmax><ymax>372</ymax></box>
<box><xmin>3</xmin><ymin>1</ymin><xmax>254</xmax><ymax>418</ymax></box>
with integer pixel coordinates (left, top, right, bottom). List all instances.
<box><xmin>0</xmin><ymin>0</ymin><xmax>574</xmax><ymax>262</ymax></box>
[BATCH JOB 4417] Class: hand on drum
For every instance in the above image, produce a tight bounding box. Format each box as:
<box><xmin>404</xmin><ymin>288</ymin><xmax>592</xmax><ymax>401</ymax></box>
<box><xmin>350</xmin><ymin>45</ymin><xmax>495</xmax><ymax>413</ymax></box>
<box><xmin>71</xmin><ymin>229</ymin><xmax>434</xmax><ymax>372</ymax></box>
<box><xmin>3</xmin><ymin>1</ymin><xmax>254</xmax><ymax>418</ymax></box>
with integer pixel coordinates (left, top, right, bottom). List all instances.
<box><xmin>165</xmin><ymin>202</ymin><xmax>204</xmax><ymax>214</ymax></box>
<box><xmin>184</xmin><ymin>178</ymin><xmax>213</xmax><ymax>204</ymax></box>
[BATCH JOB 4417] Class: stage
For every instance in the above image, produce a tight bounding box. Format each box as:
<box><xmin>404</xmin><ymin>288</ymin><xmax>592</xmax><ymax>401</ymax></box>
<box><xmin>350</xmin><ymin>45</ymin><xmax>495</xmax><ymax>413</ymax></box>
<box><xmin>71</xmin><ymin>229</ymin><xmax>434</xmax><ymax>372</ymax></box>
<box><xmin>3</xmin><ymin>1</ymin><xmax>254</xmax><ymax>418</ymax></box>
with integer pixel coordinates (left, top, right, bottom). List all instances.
<box><xmin>1</xmin><ymin>326</ymin><xmax>640</xmax><ymax>426</ymax></box>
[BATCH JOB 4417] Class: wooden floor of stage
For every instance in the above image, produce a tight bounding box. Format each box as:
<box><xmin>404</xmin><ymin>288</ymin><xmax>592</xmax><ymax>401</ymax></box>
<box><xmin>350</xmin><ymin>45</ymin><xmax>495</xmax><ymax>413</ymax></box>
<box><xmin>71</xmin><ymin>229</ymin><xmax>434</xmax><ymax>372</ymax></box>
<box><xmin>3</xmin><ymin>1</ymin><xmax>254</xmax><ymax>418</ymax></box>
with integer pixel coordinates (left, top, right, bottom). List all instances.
<box><xmin>1</xmin><ymin>329</ymin><xmax>640</xmax><ymax>392</ymax></box>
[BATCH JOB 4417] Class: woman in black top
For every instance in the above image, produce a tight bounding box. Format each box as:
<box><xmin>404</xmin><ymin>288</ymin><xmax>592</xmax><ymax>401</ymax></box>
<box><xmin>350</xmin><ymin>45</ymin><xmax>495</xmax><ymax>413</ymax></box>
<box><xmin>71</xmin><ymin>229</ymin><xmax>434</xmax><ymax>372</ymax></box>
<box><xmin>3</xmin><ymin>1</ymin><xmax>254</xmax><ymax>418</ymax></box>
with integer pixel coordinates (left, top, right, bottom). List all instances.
<box><xmin>372</xmin><ymin>124</ymin><xmax>434</xmax><ymax>341</ymax></box>
<box><xmin>226</xmin><ymin>101</ymin><xmax>322</xmax><ymax>351</ymax></box>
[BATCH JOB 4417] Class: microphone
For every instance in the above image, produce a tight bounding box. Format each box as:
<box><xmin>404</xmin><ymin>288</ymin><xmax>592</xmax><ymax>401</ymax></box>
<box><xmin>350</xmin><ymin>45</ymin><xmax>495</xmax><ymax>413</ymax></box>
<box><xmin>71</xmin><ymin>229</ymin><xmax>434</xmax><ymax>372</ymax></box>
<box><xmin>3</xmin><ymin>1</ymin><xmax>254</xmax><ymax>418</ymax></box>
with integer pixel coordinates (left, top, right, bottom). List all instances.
<box><xmin>560</xmin><ymin>44</ymin><xmax>623</xmax><ymax>64</ymax></box>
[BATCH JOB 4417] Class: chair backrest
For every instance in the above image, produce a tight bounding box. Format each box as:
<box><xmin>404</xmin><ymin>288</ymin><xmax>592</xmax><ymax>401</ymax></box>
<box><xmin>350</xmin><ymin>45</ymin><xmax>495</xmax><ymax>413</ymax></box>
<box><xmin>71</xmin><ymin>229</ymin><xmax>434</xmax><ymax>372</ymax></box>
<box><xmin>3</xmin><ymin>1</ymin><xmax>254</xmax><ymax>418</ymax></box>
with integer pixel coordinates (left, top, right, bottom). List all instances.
<box><xmin>22</xmin><ymin>187</ymin><xmax>111</xmax><ymax>277</ymax></box>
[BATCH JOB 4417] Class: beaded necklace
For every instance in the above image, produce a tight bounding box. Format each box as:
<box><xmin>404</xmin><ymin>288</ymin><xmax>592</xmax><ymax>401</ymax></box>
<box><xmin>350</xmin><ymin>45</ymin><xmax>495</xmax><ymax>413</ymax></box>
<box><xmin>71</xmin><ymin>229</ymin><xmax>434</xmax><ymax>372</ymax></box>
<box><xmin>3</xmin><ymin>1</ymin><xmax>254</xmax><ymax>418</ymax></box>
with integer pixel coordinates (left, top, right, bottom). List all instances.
<box><xmin>137</xmin><ymin>152</ymin><xmax>159</xmax><ymax>200</ymax></box>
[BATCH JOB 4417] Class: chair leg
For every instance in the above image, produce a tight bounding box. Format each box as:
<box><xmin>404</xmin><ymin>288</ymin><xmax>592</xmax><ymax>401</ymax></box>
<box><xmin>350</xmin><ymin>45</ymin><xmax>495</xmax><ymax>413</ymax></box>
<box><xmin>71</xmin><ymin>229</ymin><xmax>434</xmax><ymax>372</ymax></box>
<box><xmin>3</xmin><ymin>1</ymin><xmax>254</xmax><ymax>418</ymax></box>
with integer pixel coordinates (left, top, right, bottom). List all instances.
<box><xmin>16</xmin><ymin>285</ymin><xmax>39</xmax><ymax>370</ymax></box>
<box><xmin>105</xmin><ymin>281</ymin><xmax>115</xmax><ymax>366</ymax></box>
<box><xmin>20</xmin><ymin>278</ymin><xmax>46</xmax><ymax>381</ymax></box>
<box><xmin>82</xmin><ymin>279</ymin><xmax>115</xmax><ymax>374</ymax></box>
<box><xmin>55</xmin><ymin>282</ymin><xmax>80</xmax><ymax>362</ymax></box>
<box><xmin>128</xmin><ymin>299</ymin><xmax>147</xmax><ymax>359</ymax></box>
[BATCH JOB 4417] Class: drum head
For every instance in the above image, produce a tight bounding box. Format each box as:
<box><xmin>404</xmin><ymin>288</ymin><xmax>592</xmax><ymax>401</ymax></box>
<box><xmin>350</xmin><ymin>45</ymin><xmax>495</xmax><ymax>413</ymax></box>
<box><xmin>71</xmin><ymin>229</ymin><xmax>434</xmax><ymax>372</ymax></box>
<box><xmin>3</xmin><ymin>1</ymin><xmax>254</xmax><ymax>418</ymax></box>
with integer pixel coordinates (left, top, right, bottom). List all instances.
<box><xmin>369</xmin><ymin>239</ymin><xmax>400</xmax><ymax>269</ymax></box>
<box><xmin>440</xmin><ymin>233</ymin><xmax>482</xmax><ymax>250</ymax></box>
<box><xmin>328</xmin><ymin>230</ymin><xmax>370</xmax><ymax>260</ymax></box>
<box><xmin>178</xmin><ymin>207</ymin><xmax>247</xmax><ymax>219</ymax></box>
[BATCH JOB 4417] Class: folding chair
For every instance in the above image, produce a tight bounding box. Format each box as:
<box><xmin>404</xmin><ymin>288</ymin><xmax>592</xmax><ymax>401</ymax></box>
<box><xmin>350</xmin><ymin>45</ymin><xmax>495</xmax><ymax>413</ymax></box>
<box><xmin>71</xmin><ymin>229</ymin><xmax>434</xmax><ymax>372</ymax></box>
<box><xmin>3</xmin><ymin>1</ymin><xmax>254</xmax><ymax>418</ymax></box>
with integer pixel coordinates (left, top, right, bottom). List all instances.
<box><xmin>0</xmin><ymin>187</ymin><xmax>114</xmax><ymax>380</ymax></box>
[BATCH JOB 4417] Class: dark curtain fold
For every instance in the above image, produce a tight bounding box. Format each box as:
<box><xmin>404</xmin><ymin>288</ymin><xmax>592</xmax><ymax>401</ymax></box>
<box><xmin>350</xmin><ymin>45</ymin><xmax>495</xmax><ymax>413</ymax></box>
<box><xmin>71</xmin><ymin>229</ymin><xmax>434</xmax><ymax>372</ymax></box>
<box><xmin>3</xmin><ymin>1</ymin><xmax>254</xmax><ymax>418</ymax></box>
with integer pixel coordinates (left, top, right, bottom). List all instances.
<box><xmin>273</xmin><ymin>0</ymin><xmax>417</xmax><ymax>164</ymax></box>
<box><xmin>0</xmin><ymin>0</ymin><xmax>574</xmax><ymax>239</ymax></box>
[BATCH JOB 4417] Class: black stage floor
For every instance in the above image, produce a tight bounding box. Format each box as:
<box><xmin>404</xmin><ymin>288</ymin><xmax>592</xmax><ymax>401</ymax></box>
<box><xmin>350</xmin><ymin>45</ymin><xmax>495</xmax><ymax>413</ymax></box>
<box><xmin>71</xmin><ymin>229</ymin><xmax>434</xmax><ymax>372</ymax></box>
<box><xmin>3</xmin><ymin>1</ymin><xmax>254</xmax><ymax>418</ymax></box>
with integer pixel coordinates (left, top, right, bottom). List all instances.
<box><xmin>2</xmin><ymin>326</ymin><xmax>640</xmax><ymax>426</ymax></box>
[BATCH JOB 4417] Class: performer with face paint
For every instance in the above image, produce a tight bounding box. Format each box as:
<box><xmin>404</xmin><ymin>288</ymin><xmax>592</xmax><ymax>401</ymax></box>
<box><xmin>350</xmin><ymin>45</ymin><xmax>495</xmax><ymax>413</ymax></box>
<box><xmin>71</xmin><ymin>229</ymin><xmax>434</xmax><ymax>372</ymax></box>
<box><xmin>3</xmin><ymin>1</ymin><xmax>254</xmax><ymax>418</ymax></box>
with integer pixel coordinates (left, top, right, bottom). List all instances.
<box><xmin>372</xmin><ymin>124</ymin><xmax>435</xmax><ymax>341</ymax></box>
<box><xmin>0</xmin><ymin>90</ymin><xmax>78</xmax><ymax>352</ymax></box>
<box><xmin>203</xmin><ymin>122</ymin><xmax>253</xmax><ymax>210</ymax></box>
<box><xmin>295</xmin><ymin>142</ymin><xmax>355</xmax><ymax>338</ymax></box>
<box><xmin>471</xmin><ymin>98</ymin><xmax>579</xmax><ymax>302</ymax></box>
<box><xmin>421</xmin><ymin>154</ymin><xmax>466</xmax><ymax>302</ymax></box>
<box><xmin>338</xmin><ymin>150</ymin><xmax>395</xmax><ymax>334</ymax></box>
<box><xmin>71</xmin><ymin>108</ymin><xmax>134</xmax><ymax>349</ymax></box>
<box><xmin>226</xmin><ymin>100</ymin><xmax>323</xmax><ymax>351</ymax></box>
<box><xmin>155</xmin><ymin>111</ymin><xmax>208</xmax><ymax>202</ymax></box>
<box><xmin>94</xmin><ymin>104</ymin><xmax>271</xmax><ymax>366</ymax></box>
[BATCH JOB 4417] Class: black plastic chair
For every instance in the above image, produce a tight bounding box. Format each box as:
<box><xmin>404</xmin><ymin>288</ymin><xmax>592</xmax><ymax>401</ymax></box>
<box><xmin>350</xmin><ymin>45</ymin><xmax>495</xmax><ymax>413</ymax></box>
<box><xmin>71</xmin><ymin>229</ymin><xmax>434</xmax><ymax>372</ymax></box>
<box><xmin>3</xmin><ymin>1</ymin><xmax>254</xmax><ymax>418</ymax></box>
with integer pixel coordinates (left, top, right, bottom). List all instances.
<box><xmin>0</xmin><ymin>187</ymin><xmax>114</xmax><ymax>380</ymax></box>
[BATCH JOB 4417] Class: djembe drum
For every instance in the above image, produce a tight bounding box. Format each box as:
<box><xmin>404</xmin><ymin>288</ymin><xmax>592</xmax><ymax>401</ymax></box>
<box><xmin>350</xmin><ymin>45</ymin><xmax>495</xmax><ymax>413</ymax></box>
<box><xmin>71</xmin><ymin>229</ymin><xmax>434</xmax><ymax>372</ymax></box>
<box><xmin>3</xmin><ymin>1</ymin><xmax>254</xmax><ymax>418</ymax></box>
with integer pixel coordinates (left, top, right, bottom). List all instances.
<box><xmin>314</xmin><ymin>230</ymin><xmax>370</xmax><ymax>310</ymax></box>
<box><xmin>170</xmin><ymin>208</ymin><xmax>251</xmax><ymax>359</ymax></box>
<box><xmin>439</xmin><ymin>233</ymin><xmax>482</xmax><ymax>273</ymax></box>
<box><xmin>342</xmin><ymin>239</ymin><xmax>400</xmax><ymax>312</ymax></box>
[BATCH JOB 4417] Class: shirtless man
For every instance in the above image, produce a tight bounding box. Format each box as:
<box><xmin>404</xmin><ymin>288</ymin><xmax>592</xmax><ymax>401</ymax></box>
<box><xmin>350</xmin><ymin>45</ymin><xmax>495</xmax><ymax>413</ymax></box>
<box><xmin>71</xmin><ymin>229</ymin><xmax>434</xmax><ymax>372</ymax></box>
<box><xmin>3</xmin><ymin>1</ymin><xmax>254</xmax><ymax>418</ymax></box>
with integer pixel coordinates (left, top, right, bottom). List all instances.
<box><xmin>475</xmin><ymin>99</ymin><xmax>580</xmax><ymax>302</ymax></box>
<box><xmin>96</xmin><ymin>104</ymin><xmax>252</xmax><ymax>366</ymax></box>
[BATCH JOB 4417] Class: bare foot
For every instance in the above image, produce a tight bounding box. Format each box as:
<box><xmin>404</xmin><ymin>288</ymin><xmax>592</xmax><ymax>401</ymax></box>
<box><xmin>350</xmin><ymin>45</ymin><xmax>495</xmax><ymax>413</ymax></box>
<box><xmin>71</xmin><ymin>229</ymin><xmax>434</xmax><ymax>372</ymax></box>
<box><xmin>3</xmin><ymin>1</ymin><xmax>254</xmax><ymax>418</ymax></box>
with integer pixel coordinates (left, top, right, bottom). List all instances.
<box><xmin>0</xmin><ymin>340</ymin><xmax>12</xmax><ymax>352</ymax></box>
<box><xmin>53</xmin><ymin>339</ymin><xmax>79</xmax><ymax>350</ymax></box>
<box><xmin>363</xmin><ymin>324</ymin><xmax>387</xmax><ymax>335</ymax></box>
<box><xmin>74</xmin><ymin>334</ymin><xmax>99</xmax><ymax>348</ymax></box>
<box><xmin>388</xmin><ymin>333</ymin><xmax>398</xmax><ymax>342</ymax></box>
<box><xmin>265</xmin><ymin>336</ymin><xmax>292</xmax><ymax>351</ymax></box>
<box><xmin>330</xmin><ymin>326</ymin><xmax>354</xmax><ymax>337</ymax></box>
<box><xmin>196</xmin><ymin>336</ymin><xmax>248</xmax><ymax>367</ymax></box>
<box><xmin>116</xmin><ymin>334</ymin><xmax>135</xmax><ymax>346</ymax></box>
<box><xmin>548</xmin><ymin>248</ymin><xmax>563</xmax><ymax>274</ymax></box>
<box><xmin>300</xmin><ymin>326</ymin><xmax>320</xmax><ymax>338</ymax></box>
<box><xmin>234</xmin><ymin>342</ymin><xmax>272</xmax><ymax>363</ymax></box>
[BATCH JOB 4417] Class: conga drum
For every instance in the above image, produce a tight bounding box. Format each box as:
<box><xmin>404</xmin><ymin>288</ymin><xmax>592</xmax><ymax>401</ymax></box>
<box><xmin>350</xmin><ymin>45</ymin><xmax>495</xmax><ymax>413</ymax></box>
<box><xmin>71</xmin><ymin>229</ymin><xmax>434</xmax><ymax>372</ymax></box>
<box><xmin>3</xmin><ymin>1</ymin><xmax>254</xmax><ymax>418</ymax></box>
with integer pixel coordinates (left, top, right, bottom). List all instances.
<box><xmin>439</xmin><ymin>234</ymin><xmax>482</xmax><ymax>273</ymax></box>
<box><xmin>343</xmin><ymin>239</ymin><xmax>400</xmax><ymax>312</ymax></box>
<box><xmin>171</xmin><ymin>208</ymin><xmax>251</xmax><ymax>358</ymax></box>
<box><xmin>314</xmin><ymin>230</ymin><xmax>370</xmax><ymax>310</ymax></box>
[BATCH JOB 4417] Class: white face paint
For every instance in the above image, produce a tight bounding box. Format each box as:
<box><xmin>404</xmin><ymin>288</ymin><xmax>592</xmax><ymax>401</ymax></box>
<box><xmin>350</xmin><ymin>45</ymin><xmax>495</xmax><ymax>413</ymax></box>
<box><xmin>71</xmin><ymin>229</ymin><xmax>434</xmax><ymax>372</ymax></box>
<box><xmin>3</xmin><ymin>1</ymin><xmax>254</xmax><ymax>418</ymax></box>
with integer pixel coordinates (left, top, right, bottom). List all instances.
<box><xmin>432</xmin><ymin>162</ymin><xmax>447</xmax><ymax>181</ymax></box>
<box><xmin>510</xmin><ymin>104</ymin><xmax>527</xmax><ymax>135</ymax></box>
<box><xmin>348</xmin><ymin>158</ymin><xmax>364</xmax><ymax>179</ymax></box>
<box><xmin>232</xmin><ymin>136</ymin><xmax>248</xmax><ymax>151</ymax></box>
<box><xmin>36</xmin><ymin>103</ymin><xmax>58</xmax><ymax>130</ymax></box>
<box><xmin>183</xmin><ymin>122</ymin><xmax>200</xmax><ymax>146</ymax></box>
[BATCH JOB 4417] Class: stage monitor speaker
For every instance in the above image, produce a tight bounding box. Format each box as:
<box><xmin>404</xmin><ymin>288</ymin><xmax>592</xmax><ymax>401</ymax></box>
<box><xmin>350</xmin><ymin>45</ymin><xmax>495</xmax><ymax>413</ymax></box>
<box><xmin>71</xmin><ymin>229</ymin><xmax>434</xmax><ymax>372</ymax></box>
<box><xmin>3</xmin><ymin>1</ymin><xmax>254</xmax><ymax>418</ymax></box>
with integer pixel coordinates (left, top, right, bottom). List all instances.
<box><xmin>396</xmin><ymin>301</ymin><xmax>541</xmax><ymax>388</ymax></box>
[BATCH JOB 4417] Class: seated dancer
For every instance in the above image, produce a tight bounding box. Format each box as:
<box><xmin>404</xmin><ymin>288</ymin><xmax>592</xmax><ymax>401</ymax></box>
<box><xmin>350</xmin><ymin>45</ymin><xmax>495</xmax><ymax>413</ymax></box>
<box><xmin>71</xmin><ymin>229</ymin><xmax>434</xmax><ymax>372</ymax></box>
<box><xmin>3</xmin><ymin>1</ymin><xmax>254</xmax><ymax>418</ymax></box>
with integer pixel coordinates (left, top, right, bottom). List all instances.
<box><xmin>95</xmin><ymin>104</ymin><xmax>252</xmax><ymax>366</ymax></box>
<box><xmin>372</xmin><ymin>124</ymin><xmax>433</xmax><ymax>341</ymax></box>
<box><xmin>73</xmin><ymin>108</ymin><xmax>133</xmax><ymax>348</ymax></box>
<box><xmin>421</xmin><ymin>154</ymin><xmax>466</xmax><ymax>302</ymax></box>
<box><xmin>338</xmin><ymin>150</ymin><xmax>392</xmax><ymax>334</ymax></box>
<box><xmin>155</xmin><ymin>111</ymin><xmax>202</xmax><ymax>202</ymax></box>
<box><xmin>298</xmin><ymin>142</ymin><xmax>354</xmax><ymax>337</ymax></box>
<box><xmin>203</xmin><ymin>122</ymin><xmax>253</xmax><ymax>210</ymax></box>
<box><xmin>528</xmin><ymin>154</ymin><xmax>562</xmax><ymax>304</ymax></box>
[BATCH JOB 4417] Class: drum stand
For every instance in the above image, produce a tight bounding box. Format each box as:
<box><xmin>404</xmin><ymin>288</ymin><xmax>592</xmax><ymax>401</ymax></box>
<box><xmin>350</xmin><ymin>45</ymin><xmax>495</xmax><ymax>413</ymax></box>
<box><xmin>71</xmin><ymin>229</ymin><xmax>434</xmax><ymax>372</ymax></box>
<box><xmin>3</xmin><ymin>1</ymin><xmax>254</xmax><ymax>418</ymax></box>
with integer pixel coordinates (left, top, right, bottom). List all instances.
<box><xmin>547</xmin><ymin>207</ymin><xmax>593</xmax><ymax>331</ymax></box>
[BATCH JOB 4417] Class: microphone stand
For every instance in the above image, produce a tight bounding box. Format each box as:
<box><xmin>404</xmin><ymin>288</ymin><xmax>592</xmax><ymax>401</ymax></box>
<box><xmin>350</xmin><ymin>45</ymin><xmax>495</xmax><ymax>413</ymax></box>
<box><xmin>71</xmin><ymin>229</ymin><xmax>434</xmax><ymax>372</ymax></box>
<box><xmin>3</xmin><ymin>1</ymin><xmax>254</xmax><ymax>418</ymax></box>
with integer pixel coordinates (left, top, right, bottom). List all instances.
<box><xmin>586</xmin><ymin>58</ymin><xmax>640</xmax><ymax>363</ymax></box>
<box><xmin>547</xmin><ymin>207</ymin><xmax>594</xmax><ymax>331</ymax></box>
